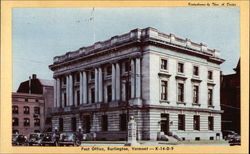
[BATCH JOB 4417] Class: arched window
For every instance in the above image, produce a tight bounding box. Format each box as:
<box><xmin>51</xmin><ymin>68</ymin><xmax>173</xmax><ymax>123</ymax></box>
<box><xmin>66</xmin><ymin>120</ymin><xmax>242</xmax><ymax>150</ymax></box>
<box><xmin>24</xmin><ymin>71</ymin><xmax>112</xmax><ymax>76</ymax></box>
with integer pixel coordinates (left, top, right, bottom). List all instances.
<box><xmin>23</xmin><ymin>106</ymin><xmax>30</xmax><ymax>114</ymax></box>
<box><xmin>12</xmin><ymin>118</ymin><xmax>19</xmax><ymax>126</ymax></box>
<box><xmin>12</xmin><ymin>106</ymin><xmax>18</xmax><ymax>114</ymax></box>
<box><xmin>13</xmin><ymin>130</ymin><xmax>19</xmax><ymax>134</ymax></box>
<box><xmin>34</xmin><ymin>118</ymin><xmax>40</xmax><ymax>126</ymax></box>
<box><xmin>24</xmin><ymin>118</ymin><xmax>30</xmax><ymax>126</ymax></box>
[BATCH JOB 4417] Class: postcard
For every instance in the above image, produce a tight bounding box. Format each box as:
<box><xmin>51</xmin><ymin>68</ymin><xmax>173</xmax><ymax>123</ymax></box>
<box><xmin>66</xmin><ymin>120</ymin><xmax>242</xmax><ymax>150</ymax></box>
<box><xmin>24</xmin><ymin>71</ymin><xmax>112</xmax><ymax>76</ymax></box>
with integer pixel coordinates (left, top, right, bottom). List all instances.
<box><xmin>0</xmin><ymin>0</ymin><xmax>249</xmax><ymax>154</ymax></box>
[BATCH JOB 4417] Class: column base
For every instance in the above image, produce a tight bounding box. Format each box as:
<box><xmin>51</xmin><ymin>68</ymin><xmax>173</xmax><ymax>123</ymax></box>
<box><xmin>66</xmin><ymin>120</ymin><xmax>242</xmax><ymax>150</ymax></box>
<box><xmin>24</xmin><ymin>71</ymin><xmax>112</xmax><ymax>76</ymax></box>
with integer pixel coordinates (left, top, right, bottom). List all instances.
<box><xmin>124</xmin><ymin>141</ymin><xmax>140</xmax><ymax>146</ymax></box>
<box><xmin>129</xmin><ymin>98</ymin><xmax>142</xmax><ymax>106</ymax></box>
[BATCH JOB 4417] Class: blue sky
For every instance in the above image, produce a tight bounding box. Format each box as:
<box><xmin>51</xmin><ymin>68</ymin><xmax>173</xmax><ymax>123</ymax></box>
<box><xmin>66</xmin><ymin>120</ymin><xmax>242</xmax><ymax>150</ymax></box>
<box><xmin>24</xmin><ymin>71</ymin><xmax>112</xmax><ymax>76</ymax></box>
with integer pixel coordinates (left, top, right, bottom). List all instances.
<box><xmin>13</xmin><ymin>7</ymin><xmax>240</xmax><ymax>91</ymax></box>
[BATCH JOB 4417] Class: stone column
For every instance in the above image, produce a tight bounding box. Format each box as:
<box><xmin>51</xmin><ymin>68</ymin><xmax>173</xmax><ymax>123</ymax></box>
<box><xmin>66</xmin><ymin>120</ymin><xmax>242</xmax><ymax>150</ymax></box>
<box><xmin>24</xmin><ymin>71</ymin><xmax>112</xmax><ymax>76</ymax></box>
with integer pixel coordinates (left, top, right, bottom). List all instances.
<box><xmin>112</xmin><ymin>63</ymin><xmax>116</xmax><ymax>101</ymax></box>
<box><xmin>79</xmin><ymin>72</ymin><xmax>83</xmax><ymax>105</ymax></box>
<box><xmin>95</xmin><ymin>68</ymin><xmax>99</xmax><ymax>103</ymax></box>
<box><xmin>130</xmin><ymin>59</ymin><xmax>135</xmax><ymax>98</ymax></box>
<box><xmin>98</xmin><ymin>67</ymin><xmax>103</xmax><ymax>102</ymax></box>
<box><xmin>69</xmin><ymin>74</ymin><xmax>73</xmax><ymax>106</ymax></box>
<box><xmin>135</xmin><ymin>58</ymin><xmax>141</xmax><ymax>98</ymax></box>
<box><xmin>56</xmin><ymin>78</ymin><xmax>61</xmax><ymax>107</ymax></box>
<box><xmin>53</xmin><ymin>79</ymin><xmax>57</xmax><ymax>107</ymax></box>
<box><xmin>83</xmin><ymin>71</ymin><xmax>87</xmax><ymax>104</ymax></box>
<box><xmin>116</xmin><ymin>63</ymin><xmax>121</xmax><ymax>100</ymax></box>
<box><xmin>66</xmin><ymin>75</ymin><xmax>69</xmax><ymax>106</ymax></box>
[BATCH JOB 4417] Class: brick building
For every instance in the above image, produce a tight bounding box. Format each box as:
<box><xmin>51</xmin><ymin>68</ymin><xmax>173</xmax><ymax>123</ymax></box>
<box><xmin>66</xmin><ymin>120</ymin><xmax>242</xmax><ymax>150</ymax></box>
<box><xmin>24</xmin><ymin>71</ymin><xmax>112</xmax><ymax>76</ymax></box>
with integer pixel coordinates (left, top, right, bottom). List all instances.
<box><xmin>12</xmin><ymin>74</ymin><xmax>54</xmax><ymax>136</ymax></box>
<box><xmin>221</xmin><ymin>60</ymin><xmax>240</xmax><ymax>134</ymax></box>
<box><xmin>49</xmin><ymin>27</ymin><xmax>224</xmax><ymax>141</ymax></box>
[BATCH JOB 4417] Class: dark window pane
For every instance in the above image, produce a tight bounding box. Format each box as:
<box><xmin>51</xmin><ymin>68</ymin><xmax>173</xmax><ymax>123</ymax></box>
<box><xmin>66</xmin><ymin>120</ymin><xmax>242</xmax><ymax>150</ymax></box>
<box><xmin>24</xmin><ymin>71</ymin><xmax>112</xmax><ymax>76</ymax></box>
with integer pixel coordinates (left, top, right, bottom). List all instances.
<box><xmin>178</xmin><ymin>114</ymin><xmax>185</xmax><ymax>130</ymax></box>
<box><xmin>102</xmin><ymin>115</ymin><xmax>108</xmax><ymax>131</ymax></box>
<box><xmin>120</xmin><ymin>114</ymin><xmax>127</xmax><ymax>131</ymax></box>
<box><xmin>161</xmin><ymin>59</ymin><xmax>168</xmax><ymax>70</ymax></box>
<box><xmin>193</xmin><ymin>115</ymin><xmax>200</xmax><ymax>130</ymax></box>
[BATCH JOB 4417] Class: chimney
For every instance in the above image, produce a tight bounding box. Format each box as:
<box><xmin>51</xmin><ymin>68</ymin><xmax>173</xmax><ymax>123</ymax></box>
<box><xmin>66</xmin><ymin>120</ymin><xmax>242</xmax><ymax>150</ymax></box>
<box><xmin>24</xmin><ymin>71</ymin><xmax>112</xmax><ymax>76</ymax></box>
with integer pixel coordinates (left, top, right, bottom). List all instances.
<box><xmin>29</xmin><ymin>76</ymin><xmax>31</xmax><ymax>94</ymax></box>
<box><xmin>32</xmin><ymin>74</ymin><xmax>37</xmax><ymax>79</ymax></box>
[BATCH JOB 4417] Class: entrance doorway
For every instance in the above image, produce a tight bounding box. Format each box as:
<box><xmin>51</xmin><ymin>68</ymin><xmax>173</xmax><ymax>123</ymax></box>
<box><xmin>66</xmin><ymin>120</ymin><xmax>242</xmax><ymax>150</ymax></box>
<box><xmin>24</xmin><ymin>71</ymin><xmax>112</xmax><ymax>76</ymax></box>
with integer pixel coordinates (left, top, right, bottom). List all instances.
<box><xmin>161</xmin><ymin>113</ymin><xmax>169</xmax><ymax>135</ymax></box>
<box><xmin>82</xmin><ymin>115</ymin><xmax>91</xmax><ymax>133</ymax></box>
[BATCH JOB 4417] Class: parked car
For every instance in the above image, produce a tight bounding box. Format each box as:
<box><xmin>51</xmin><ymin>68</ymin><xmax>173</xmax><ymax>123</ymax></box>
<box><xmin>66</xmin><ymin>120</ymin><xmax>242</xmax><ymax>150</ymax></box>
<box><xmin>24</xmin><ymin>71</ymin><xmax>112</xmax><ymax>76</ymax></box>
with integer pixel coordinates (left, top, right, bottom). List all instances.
<box><xmin>28</xmin><ymin>133</ymin><xmax>44</xmax><ymax>146</ymax></box>
<box><xmin>222</xmin><ymin>130</ymin><xmax>237</xmax><ymax>140</ymax></box>
<box><xmin>12</xmin><ymin>134</ymin><xmax>19</xmax><ymax>146</ymax></box>
<box><xmin>40</xmin><ymin>133</ymin><xmax>57</xmax><ymax>146</ymax></box>
<box><xmin>58</xmin><ymin>132</ymin><xmax>81</xmax><ymax>146</ymax></box>
<box><xmin>229</xmin><ymin>134</ymin><xmax>241</xmax><ymax>146</ymax></box>
<box><xmin>13</xmin><ymin>135</ymin><xmax>28</xmax><ymax>146</ymax></box>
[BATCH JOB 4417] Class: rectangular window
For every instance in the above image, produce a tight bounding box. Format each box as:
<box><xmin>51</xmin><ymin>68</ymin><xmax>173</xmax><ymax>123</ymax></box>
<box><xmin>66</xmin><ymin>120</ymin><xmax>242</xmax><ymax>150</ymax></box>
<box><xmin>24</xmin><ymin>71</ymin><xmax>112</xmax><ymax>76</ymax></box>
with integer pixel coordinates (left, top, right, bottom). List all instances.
<box><xmin>90</xmin><ymin>70</ymin><xmax>95</xmax><ymax>80</ymax></box>
<box><xmin>193</xmin><ymin>85</ymin><xmax>199</xmax><ymax>104</ymax></box>
<box><xmin>107</xmin><ymin>85</ymin><xmax>112</xmax><ymax>102</ymax></box>
<box><xmin>124</xmin><ymin>61</ymin><xmax>131</xmax><ymax>72</ymax></box>
<box><xmin>208</xmin><ymin>89</ymin><xmax>213</xmax><ymax>106</ymax></box>
<box><xmin>106</xmin><ymin>65</ymin><xmax>112</xmax><ymax>76</ymax></box>
<box><xmin>59</xmin><ymin>118</ymin><xmax>64</xmax><ymax>132</ymax></box>
<box><xmin>64</xmin><ymin>93</ymin><xmax>67</xmax><ymax>107</ymax></box>
<box><xmin>178</xmin><ymin>83</ymin><xmax>184</xmax><ymax>102</ymax></box>
<box><xmin>161</xmin><ymin>59</ymin><xmax>168</xmax><ymax>70</ymax></box>
<box><xmin>208</xmin><ymin>116</ymin><xmax>214</xmax><ymax>130</ymax></box>
<box><xmin>193</xmin><ymin>115</ymin><xmax>200</xmax><ymax>131</ymax></box>
<box><xmin>75</xmin><ymin>73</ymin><xmax>80</xmax><ymax>82</ymax></box>
<box><xmin>208</xmin><ymin>71</ymin><xmax>213</xmax><ymax>80</ymax></box>
<box><xmin>102</xmin><ymin>115</ymin><xmax>108</xmax><ymax>131</ymax></box>
<box><xmin>161</xmin><ymin>81</ymin><xmax>168</xmax><ymax>100</ymax></box>
<box><xmin>125</xmin><ymin>81</ymin><xmax>131</xmax><ymax>100</ymax></box>
<box><xmin>120</xmin><ymin>114</ymin><xmax>127</xmax><ymax>131</ymax></box>
<box><xmin>34</xmin><ymin>118</ymin><xmax>40</xmax><ymax>126</ymax></box>
<box><xmin>193</xmin><ymin>66</ymin><xmax>199</xmax><ymax>76</ymax></box>
<box><xmin>71</xmin><ymin>117</ymin><xmax>77</xmax><ymax>132</ymax></box>
<box><xmin>34</xmin><ymin>107</ymin><xmax>40</xmax><ymax>115</ymax></box>
<box><xmin>178</xmin><ymin>114</ymin><xmax>185</xmax><ymax>130</ymax></box>
<box><xmin>63</xmin><ymin>77</ymin><xmax>66</xmax><ymax>85</ymax></box>
<box><xmin>91</xmin><ymin>88</ymin><xmax>95</xmax><ymax>103</ymax></box>
<box><xmin>77</xmin><ymin>90</ymin><xmax>80</xmax><ymax>106</ymax></box>
<box><xmin>178</xmin><ymin>63</ymin><xmax>184</xmax><ymax>73</ymax></box>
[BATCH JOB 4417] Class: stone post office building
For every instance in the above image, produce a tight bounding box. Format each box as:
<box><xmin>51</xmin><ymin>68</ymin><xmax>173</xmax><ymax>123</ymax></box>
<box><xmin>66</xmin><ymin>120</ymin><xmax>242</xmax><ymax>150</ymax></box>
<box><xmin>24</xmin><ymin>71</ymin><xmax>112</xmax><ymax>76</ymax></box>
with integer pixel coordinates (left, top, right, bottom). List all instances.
<box><xmin>49</xmin><ymin>27</ymin><xmax>224</xmax><ymax>141</ymax></box>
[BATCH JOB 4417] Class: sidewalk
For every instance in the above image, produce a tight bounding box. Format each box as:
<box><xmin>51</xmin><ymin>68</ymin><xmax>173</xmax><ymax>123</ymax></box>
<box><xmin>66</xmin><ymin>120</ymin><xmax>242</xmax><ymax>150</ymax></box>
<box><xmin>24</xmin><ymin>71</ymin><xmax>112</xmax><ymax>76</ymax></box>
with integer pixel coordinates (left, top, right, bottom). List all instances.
<box><xmin>80</xmin><ymin>140</ymin><xmax>230</xmax><ymax>146</ymax></box>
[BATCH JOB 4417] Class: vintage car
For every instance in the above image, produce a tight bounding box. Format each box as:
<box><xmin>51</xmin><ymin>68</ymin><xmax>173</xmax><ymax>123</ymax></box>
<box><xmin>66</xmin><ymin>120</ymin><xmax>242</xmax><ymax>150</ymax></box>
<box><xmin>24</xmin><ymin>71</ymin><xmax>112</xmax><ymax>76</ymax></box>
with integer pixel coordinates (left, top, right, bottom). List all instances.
<box><xmin>40</xmin><ymin>133</ymin><xmax>57</xmax><ymax>146</ymax></box>
<box><xmin>222</xmin><ymin>130</ymin><xmax>238</xmax><ymax>140</ymax></box>
<box><xmin>229</xmin><ymin>134</ymin><xmax>241</xmax><ymax>146</ymax></box>
<box><xmin>12</xmin><ymin>134</ymin><xmax>19</xmax><ymax>146</ymax></box>
<box><xmin>58</xmin><ymin>132</ymin><xmax>81</xmax><ymax>146</ymax></box>
<box><xmin>13</xmin><ymin>135</ymin><xmax>28</xmax><ymax>146</ymax></box>
<box><xmin>28</xmin><ymin>133</ymin><xmax>44</xmax><ymax>146</ymax></box>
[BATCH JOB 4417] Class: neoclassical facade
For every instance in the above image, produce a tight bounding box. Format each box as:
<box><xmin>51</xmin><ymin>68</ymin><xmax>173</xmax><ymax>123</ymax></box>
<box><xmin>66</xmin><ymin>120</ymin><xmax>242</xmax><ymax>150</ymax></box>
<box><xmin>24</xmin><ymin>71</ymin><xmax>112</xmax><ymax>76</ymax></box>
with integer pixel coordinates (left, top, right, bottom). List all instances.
<box><xmin>49</xmin><ymin>27</ymin><xmax>224</xmax><ymax>141</ymax></box>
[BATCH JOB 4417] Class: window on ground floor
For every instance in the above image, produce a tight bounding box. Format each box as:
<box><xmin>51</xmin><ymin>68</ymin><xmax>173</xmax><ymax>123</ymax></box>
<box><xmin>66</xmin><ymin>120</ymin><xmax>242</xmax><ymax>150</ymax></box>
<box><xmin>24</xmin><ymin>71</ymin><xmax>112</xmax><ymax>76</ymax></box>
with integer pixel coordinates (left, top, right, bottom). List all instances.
<box><xmin>13</xmin><ymin>130</ymin><xmax>19</xmax><ymax>134</ymax></box>
<box><xmin>178</xmin><ymin>114</ymin><xmax>185</xmax><ymax>130</ymax></box>
<box><xmin>193</xmin><ymin>115</ymin><xmax>200</xmax><ymax>131</ymax></box>
<box><xmin>208</xmin><ymin>116</ymin><xmax>214</xmax><ymax>130</ymax></box>
<box><xmin>120</xmin><ymin>114</ymin><xmax>127</xmax><ymax>131</ymax></box>
<box><xmin>71</xmin><ymin>117</ymin><xmax>77</xmax><ymax>132</ymax></box>
<box><xmin>59</xmin><ymin>118</ymin><xmax>64</xmax><ymax>132</ymax></box>
<box><xmin>102</xmin><ymin>115</ymin><xmax>108</xmax><ymax>131</ymax></box>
